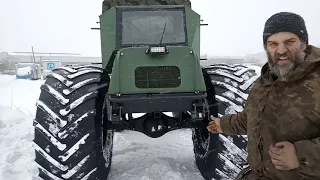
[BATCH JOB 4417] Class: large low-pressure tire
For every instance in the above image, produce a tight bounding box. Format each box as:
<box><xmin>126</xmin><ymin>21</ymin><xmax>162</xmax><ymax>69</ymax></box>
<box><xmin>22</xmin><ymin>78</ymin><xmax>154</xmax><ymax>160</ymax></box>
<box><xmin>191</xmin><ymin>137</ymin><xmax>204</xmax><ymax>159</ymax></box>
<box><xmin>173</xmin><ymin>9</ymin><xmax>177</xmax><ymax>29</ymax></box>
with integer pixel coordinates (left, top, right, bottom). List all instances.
<box><xmin>193</xmin><ymin>63</ymin><xmax>259</xmax><ymax>180</ymax></box>
<box><xmin>33</xmin><ymin>65</ymin><xmax>114</xmax><ymax>180</ymax></box>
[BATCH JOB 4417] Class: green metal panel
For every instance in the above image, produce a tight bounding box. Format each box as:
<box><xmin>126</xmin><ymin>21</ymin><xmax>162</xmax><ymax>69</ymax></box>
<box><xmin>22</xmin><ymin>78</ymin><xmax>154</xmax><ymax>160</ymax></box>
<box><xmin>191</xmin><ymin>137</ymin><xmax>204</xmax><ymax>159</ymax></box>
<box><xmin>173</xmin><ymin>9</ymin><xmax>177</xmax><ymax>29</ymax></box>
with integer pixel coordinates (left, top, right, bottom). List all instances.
<box><xmin>108</xmin><ymin>46</ymin><xmax>206</xmax><ymax>95</ymax></box>
<box><xmin>99</xmin><ymin>5</ymin><xmax>205</xmax><ymax>95</ymax></box>
<box><xmin>185</xmin><ymin>6</ymin><xmax>201</xmax><ymax>58</ymax></box>
<box><xmin>99</xmin><ymin>5</ymin><xmax>202</xmax><ymax>69</ymax></box>
<box><xmin>99</xmin><ymin>7</ymin><xmax>117</xmax><ymax>69</ymax></box>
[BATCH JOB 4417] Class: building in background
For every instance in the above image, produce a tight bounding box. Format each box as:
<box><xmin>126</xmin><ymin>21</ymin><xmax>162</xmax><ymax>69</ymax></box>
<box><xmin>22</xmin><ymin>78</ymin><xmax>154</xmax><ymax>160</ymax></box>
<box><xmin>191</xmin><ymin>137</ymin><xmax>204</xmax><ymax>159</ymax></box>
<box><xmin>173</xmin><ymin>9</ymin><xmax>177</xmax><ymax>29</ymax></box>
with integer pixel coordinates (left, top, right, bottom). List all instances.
<box><xmin>200</xmin><ymin>56</ymin><xmax>246</xmax><ymax>67</ymax></box>
<box><xmin>2</xmin><ymin>51</ymin><xmax>264</xmax><ymax>75</ymax></box>
<box><xmin>0</xmin><ymin>51</ymin><xmax>101</xmax><ymax>75</ymax></box>
<box><xmin>8</xmin><ymin>53</ymin><xmax>101</xmax><ymax>66</ymax></box>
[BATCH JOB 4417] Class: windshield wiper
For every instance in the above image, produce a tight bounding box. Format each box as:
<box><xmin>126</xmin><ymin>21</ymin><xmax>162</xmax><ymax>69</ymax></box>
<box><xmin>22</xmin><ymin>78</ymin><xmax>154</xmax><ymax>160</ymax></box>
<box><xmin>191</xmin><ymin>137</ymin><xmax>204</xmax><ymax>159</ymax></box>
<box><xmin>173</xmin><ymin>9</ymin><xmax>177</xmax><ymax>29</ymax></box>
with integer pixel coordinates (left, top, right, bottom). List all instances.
<box><xmin>159</xmin><ymin>20</ymin><xmax>167</xmax><ymax>45</ymax></box>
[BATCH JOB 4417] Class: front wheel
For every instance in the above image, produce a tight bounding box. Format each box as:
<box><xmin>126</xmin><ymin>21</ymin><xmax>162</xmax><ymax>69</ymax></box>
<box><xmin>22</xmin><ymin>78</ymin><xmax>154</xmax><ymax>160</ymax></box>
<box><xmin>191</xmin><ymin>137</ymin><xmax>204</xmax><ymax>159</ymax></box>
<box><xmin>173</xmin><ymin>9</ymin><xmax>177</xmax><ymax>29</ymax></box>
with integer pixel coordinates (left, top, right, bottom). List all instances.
<box><xmin>33</xmin><ymin>65</ymin><xmax>114</xmax><ymax>180</ymax></box>
<box><xmin>193</xmin><ymin>64</ymin><xmax>259</xmax><ymax>180</ymax></box>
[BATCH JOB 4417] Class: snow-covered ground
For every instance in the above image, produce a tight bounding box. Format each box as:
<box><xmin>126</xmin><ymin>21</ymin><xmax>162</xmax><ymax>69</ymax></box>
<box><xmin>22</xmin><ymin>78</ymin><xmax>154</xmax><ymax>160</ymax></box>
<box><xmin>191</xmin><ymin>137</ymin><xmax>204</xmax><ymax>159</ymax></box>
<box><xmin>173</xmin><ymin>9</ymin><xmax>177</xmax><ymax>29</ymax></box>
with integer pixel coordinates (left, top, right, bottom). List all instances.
<box><xmin>0</xmin><ymin>64</ymin><xmax>262</xmax><ymax>180</ymax></box>
<box><xmin>0</xmin><ymin>105</ymin><xmax>39</xmax><ymax>180</ymax></box>
<box><xmin>0</xmin><ymin>104</ymin><xmax>202</xmax><ymax>180</ymax></box>
<box><xmin>108</xmin><ymin>130</ymin><xmax>203</xmax><ymax>180</ymax></box>
<box><xmin>0</xmin><ymin>75</ymin><xmax>205</xmax><ymax>180</ymax></box>
<box><xmin>0</xmin><ymin>75</ymin><xmax>44</xmax><ymax>116</ymax></box>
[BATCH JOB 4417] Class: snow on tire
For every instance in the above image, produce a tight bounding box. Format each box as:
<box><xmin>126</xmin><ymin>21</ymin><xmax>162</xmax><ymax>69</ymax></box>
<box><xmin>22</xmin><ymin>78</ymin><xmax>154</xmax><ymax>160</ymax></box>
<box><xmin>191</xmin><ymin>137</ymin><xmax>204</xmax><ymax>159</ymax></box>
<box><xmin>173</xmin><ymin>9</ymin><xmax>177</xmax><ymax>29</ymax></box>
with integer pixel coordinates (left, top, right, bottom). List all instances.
<box><xmin>193</xmin><ymin>64</ymin><xmax>259</xmax><ymax>180</ymax></box>
<box><xmin>33</xmin><ymin>66</ymin><xmax>113</xmax><ymax>180</ymax></box>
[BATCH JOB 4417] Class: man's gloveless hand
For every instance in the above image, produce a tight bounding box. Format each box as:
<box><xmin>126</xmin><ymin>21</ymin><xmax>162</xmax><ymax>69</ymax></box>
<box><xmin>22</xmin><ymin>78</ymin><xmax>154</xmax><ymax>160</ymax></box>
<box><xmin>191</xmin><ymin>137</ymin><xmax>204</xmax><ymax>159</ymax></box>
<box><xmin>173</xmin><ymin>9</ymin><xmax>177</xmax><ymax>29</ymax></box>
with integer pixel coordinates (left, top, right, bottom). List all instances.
<box><xmin>268</xmin><ymin>141</ymin><xmax>300</xmax><ymax>170</ymax></box>
<box><xmin>207</xmin><ymin>115</ymin><xmax>223</xmax><ymax>133</ymax></box>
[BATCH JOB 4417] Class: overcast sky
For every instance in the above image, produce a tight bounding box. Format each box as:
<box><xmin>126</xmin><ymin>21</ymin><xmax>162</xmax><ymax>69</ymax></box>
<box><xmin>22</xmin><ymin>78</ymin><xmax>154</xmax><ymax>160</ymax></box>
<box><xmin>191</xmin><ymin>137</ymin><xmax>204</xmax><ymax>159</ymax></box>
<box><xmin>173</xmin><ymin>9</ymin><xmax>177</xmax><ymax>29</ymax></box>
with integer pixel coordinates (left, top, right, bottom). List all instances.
<box><xmin>1</xmin><ymin>0</ymin><xmax>319</xmax><ymax>57</ymax></box>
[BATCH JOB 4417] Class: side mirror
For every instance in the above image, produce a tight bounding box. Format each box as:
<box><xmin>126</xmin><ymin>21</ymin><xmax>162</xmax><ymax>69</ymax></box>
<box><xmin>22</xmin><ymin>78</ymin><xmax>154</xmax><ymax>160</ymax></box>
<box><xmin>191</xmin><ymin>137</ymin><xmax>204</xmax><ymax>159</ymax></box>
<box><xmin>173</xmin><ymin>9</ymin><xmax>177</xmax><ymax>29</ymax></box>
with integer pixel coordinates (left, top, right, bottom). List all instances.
<box><xmin>200</xmin><ymin>19</ymin><xmax>208</xmax><ymax>26</ymax></box>
<box><xmin>91</xmin><ymin>21</ymin><xmax>101</xmax><ymax>30</ymax></box>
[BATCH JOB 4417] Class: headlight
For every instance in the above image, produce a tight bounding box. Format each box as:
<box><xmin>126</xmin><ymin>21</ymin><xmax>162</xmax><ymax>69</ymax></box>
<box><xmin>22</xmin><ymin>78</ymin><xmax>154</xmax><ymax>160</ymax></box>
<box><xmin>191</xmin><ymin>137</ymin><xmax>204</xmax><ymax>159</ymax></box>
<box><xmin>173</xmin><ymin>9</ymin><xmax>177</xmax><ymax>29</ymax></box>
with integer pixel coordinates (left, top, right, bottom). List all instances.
<box><xmin>146</xmin><ymin>46</ymin><xmax>168</xmax><ymax>54</ymax></box>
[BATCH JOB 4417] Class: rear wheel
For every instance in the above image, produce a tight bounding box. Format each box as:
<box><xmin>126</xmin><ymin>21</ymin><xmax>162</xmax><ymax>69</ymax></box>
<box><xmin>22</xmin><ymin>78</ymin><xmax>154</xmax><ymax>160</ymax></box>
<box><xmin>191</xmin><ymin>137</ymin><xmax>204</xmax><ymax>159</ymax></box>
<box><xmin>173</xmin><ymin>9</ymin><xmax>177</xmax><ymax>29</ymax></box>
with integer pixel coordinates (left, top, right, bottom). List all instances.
<box><xmin>193</xmin><ymin>64</ymin><xmax>259</xmax><ymax>180</ymax></box>
<box><xmin>33</xmin><ymin>65</ymin><xmax>114</xmax><ymax>180</ymax></box>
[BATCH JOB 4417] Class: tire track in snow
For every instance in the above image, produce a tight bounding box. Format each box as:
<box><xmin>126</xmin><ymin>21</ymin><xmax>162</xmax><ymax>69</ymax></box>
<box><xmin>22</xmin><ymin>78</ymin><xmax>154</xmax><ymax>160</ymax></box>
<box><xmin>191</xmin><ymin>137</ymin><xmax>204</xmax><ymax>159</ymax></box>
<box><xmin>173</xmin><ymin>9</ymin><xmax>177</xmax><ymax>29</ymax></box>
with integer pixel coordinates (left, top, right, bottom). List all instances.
<box><xmin>108</xmin><ymin>130</ymin><xmax>204</xmax><ymax>180</ymax></box>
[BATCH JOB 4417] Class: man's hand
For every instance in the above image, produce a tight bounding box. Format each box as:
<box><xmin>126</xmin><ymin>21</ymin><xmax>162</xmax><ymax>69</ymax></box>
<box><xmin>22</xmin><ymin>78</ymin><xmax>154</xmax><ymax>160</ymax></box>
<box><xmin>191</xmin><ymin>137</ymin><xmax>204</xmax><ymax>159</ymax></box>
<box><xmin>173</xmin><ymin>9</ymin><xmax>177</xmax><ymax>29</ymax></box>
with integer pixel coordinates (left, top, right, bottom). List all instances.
<box><xmin>207</xmin><ymin>115</ymin><xmax>223</xmax><ymax>133</ymax></box>
<box><xmin>268</xmin><ymin>141</ymin><xmax>300</xmax><ymax>170</ymax></box>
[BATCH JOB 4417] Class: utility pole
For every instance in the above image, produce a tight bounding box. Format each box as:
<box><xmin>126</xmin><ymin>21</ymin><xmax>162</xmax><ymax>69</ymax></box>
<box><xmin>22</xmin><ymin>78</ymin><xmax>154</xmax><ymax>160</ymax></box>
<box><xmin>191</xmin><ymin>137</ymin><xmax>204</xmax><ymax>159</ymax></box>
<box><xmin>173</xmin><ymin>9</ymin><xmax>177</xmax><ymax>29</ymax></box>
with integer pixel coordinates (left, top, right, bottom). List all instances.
<box><xmin>31</xmin><ymin>46</ymin><xmax>36</xmax><ymax>62</ymax></box>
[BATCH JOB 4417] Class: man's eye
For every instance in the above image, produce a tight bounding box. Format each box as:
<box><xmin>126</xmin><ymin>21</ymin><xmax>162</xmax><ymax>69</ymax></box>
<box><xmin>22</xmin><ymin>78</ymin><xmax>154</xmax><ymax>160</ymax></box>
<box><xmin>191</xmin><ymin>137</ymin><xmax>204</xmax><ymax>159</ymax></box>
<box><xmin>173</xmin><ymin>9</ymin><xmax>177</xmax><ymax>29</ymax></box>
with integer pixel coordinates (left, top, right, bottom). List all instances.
<box><xmin>269</xmin><ymin>43</ymin><xmax>276</xmax><ymax>47</ymax></box>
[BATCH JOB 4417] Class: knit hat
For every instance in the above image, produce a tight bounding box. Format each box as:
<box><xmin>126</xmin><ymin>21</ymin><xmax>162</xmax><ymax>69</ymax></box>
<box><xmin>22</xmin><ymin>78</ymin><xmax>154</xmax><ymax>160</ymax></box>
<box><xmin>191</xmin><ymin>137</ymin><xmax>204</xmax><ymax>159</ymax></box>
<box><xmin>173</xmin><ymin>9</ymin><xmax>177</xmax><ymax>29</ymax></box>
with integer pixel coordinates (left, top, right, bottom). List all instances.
<box><xmin>263</xmin><ymin>12</ymin><xmax>308</xmax><ymax>45</ymax></box>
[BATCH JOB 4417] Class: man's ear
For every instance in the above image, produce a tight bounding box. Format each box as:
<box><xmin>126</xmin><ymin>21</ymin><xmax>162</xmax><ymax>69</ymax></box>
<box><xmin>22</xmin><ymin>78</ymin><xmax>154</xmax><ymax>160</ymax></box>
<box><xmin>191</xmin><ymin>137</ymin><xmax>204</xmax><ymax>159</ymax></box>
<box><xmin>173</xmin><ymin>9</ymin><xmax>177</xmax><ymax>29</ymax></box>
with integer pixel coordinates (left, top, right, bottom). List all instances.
<box><xmin>302</xmin><ymin>42</ymin><xmax>307</xmax><ymax>51</ymax></box>
<box><xmin>301</xmin><ymin>42</ymin><xmax>310</xmax><ymax>54</ymax></box>
<box><xmin>263</xmin><ymin>43</ymin><xmax>267</xmax><ymax>50</ymax></box>
<box><xmin>299</xmin><ymin>38</ymin><xmax>307</xmax><ymax>51</ymax></box>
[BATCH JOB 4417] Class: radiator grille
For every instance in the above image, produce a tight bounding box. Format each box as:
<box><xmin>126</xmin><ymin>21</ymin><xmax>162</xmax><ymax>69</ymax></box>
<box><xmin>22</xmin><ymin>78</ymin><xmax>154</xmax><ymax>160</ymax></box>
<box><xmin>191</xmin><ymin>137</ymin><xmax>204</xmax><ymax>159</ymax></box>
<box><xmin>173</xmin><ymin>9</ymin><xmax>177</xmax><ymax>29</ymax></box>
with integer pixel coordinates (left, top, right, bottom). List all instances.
<box><xmin>135</xmin><ymin>66</ymin><xmax>181</xmax><ymax>88</ymax></box>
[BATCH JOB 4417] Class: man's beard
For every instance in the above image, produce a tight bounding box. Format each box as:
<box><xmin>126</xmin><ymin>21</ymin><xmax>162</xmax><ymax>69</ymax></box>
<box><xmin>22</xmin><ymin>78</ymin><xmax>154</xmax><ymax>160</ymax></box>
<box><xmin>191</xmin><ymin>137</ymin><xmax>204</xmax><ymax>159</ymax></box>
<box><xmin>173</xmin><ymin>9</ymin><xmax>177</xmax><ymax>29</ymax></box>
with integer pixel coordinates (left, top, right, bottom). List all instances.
<box><xmin>266</xmin><ymin>49</ymin><xmax>305</xmax><ymax>81</ymax></box>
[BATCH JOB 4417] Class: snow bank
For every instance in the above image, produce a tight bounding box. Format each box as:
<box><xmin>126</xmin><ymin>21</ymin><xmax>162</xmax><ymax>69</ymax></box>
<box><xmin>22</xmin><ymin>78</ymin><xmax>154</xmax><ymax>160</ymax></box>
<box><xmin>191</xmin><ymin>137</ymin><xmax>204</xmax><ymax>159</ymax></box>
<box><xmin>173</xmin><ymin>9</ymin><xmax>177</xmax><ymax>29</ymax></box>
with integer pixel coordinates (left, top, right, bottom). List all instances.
<box><xmin>0</xmin><ymin>105</ymin><xmax>39</xmax><ymax>180</ymax></box>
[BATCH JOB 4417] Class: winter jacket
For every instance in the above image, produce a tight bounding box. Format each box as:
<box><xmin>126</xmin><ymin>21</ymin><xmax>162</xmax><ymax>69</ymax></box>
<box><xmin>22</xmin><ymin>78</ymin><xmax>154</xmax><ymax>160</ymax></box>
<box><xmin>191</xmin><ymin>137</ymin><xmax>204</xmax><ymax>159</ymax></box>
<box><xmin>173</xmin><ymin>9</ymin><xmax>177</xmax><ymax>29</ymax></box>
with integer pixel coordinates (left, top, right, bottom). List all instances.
<box><xmin>220</xmin><ymin>45</ymin><xmax>320</xmax><ymax>180</ymax></box>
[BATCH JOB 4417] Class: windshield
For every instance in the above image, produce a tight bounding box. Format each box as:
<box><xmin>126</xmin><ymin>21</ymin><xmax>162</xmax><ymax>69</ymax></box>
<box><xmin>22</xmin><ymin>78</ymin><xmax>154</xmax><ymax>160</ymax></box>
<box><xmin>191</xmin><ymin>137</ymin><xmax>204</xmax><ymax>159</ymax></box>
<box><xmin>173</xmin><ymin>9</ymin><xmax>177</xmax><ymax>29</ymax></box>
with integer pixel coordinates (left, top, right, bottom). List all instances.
<box><xmin>121</xmin><ymin>9</ymin><xmax>186</xmax><ymax>45</ymax></box>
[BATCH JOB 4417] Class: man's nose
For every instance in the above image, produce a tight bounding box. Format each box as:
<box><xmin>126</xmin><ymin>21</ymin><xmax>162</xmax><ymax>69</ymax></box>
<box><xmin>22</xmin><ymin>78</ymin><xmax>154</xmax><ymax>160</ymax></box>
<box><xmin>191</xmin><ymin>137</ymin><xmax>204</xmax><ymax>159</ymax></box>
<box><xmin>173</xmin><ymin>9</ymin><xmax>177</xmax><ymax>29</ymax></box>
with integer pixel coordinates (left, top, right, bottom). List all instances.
<box><xmin>276</xmin><ymin>44</ymin><xmax>287</xmax><ymax>54</ymax></box>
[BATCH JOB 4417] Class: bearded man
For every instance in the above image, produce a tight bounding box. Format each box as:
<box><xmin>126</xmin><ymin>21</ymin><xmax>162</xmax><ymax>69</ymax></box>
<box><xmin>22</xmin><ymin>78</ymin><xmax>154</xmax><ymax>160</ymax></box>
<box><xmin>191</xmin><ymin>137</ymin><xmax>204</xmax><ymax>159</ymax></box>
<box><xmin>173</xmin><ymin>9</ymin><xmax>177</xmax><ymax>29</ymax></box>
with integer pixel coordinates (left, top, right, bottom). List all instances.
<box><xmin>207</xmin><ymin>12</ymin><xmax>320</xmax><ymax>180</ymax></box>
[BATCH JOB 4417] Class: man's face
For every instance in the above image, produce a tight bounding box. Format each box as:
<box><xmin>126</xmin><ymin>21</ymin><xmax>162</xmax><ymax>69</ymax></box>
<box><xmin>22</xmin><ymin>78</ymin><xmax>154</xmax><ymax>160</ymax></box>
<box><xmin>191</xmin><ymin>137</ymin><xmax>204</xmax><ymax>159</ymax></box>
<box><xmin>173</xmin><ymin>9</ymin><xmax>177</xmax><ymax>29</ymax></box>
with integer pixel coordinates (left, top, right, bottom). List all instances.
<box><xmin>265</xmin><ymin>32</ymin><xmax>306</xmax><ymax>80</ymax></box>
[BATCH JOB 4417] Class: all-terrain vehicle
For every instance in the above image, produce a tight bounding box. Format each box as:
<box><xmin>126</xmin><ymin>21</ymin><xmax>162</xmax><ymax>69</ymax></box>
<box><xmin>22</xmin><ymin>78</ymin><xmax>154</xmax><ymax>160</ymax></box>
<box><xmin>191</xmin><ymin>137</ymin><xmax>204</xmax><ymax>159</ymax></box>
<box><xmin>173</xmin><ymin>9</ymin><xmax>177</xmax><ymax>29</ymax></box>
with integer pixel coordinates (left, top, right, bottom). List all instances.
<box><xmin>32</xmin><ymin>0</ymin><xmax>259</xmax><ymax>179</ymax></box>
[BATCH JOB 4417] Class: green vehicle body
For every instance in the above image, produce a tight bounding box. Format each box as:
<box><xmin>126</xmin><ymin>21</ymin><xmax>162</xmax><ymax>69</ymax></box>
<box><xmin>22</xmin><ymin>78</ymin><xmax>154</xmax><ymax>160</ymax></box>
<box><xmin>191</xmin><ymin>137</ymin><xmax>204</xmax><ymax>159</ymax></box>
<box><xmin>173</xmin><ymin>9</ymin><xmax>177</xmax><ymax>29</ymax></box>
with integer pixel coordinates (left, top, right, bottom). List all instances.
<box><xmin>32</xmin><ymin>2</ymin><xmax>256</xmax><ymax>180</ymax></box>
<box><xmin>98</xmin><ymin>5</ymin><xmax>206</xmax><ymax>96</ymax></box>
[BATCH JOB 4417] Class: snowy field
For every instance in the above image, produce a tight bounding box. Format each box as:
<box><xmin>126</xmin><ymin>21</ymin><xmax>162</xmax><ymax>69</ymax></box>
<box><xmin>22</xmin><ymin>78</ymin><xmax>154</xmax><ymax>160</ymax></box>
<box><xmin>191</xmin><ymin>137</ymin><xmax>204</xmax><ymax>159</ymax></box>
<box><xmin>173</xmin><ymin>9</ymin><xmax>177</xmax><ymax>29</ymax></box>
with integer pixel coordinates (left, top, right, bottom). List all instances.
<box><xmin>0</xmin><ymin>64</ymin><xmax>262</xmax><ymax>180</ymax></box>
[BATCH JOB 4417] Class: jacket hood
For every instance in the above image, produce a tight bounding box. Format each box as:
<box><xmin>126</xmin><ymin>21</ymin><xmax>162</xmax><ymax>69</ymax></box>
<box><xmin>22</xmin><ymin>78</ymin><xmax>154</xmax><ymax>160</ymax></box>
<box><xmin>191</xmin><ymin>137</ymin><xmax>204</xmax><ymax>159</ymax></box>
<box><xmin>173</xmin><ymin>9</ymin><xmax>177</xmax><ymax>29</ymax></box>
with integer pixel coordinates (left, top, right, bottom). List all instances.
<box><xmin>259</xmin><ymin>45</ymin><xmax>320</xmax><ymax>85</ymax></box>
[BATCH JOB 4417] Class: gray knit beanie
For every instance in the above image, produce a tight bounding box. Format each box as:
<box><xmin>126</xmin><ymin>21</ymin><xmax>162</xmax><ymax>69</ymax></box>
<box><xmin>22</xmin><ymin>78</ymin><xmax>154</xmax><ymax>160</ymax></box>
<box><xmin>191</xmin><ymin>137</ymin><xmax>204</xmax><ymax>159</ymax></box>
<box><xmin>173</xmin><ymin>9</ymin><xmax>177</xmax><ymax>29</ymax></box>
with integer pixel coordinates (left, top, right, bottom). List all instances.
<box><xmin>263</xmin><ymin>12</ymin><xmax>308</xmax><ymax>45</ymax></box>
